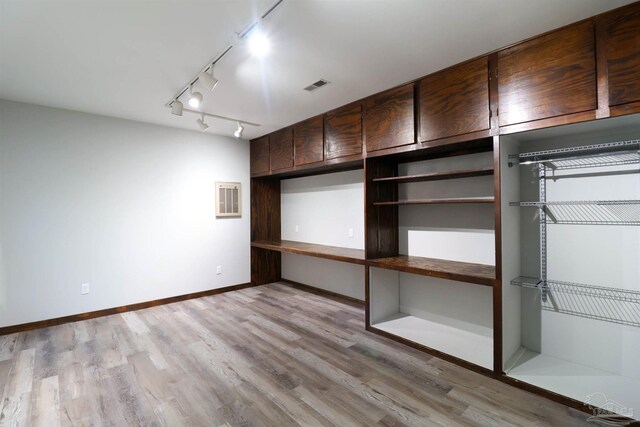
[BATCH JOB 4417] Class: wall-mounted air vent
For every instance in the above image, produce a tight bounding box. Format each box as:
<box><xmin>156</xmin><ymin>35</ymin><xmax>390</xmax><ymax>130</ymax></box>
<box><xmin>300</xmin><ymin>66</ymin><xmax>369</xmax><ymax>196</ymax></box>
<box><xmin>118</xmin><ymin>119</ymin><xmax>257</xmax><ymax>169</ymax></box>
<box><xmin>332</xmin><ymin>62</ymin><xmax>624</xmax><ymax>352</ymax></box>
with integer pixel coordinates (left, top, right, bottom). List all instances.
<box><xmin>304</xmin><ymin>79</ymin><xmax>331</xmax><ymax>92</ymax></box>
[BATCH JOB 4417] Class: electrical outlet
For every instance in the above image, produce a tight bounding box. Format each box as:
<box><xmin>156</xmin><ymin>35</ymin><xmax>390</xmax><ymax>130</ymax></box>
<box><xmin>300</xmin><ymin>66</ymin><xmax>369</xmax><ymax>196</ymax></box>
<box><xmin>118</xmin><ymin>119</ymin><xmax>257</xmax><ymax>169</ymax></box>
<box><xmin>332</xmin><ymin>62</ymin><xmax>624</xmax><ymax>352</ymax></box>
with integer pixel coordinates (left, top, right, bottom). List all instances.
<box><xmin>216</xmin><ymin>265</ymin><xmax>222</xmax><ymax>275</ymax></box>
<box><xmin>294</xmin><ymin>225</ymin><xmax>299</xmax><ymax>233</ymax></box>
<box><xmin>81</xmin><ymin>283</ymin><xmax>90</xmax><ymax>295</ymax></box>
<box><xmin>348</xmin><ymin>227</ymin><xmax>354</xmax><ymax>238</ymax></box>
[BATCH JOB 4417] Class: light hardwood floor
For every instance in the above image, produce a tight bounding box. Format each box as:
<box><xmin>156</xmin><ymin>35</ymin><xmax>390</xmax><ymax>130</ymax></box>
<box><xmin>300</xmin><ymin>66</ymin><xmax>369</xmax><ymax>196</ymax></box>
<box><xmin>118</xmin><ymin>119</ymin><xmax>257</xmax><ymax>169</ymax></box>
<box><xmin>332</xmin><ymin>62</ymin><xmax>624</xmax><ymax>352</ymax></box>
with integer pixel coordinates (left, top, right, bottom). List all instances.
<box><xmin>0</xmin><ymin>282</ymin><xmax>593</xmax><ymax>426</ymax></box>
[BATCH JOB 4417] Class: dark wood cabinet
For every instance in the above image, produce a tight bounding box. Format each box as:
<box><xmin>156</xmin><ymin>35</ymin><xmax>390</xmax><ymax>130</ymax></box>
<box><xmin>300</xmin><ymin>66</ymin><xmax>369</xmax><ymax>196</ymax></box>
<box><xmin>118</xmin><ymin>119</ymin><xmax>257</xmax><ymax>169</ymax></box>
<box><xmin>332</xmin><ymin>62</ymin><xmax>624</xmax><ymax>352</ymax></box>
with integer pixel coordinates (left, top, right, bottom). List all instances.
<box><xmin>269</xmin><ymin>127</ymin><xmax>294</xmax><ymax>171</ymax></box>
<box><xmin>325</xmin><ymin>104</ymin><xmax>363</xmax><ymax>160</ymax></box>
<box><xmin>497</xmin><ymin>21</ymin><xmax>597</xmax><ymax>127</ymax></box>
<box><xmin>419</xmin><ymin>57</ymin><xmax>490</xmax><ymax>143</ymax></box>
<box><xmin>364</xmin><ymin>84</ymin><xmax>415</xmax><ymax>152</ymax></box>
<box><xmin>250</xmin><ymin>136</ymin><xmax>270</xmax><ymax>175</ymax></box>
<box><xmin>599</xmin><ymin>2</ymin><xmax>640</xmax><ymax>114</ymax></box>
<box><xmin>294</xmin><ymin>116</ymin><xmax>324</xmax><ymax>166</ymax></box>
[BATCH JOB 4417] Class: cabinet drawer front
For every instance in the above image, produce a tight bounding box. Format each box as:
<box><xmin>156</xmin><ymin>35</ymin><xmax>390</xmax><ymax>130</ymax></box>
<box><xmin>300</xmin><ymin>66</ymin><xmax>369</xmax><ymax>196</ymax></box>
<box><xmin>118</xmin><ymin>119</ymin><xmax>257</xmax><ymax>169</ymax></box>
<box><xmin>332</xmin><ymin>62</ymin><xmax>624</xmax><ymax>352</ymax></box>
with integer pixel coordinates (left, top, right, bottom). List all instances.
<box><xmin>365</xmin><ymin>83</ymin><xmax>415</xmax><ymax>152</ymax></box>
<box><xmin>325</xmin><ymin>104</ymin><xmax>363</xmax><ymax>160</ymax></box>
<box><xmin>604</xmin><ymin>5</ymin><xmax>640</xmax><ymax>107</ymax></box>
<box><xmin>270</xmin><ymin>127</ymin><xmax>294</xmax><ymax>171</ymax></box>
<box><xmin>294</xmin><ymin>116</ymin><xmax>324</xmax><ymax>166</ymax></box>
<box><xmin>419</xmin><ymin>57</ymin><xmax>490</xmax><ymax>142</ymax></box>
<box><xmin>250</xmin><ymin>136</ymin><xmax>270</xmax><ymax>174</ymax></box>
<box><xmin>498</xmin><ymin>21</ymin><xmax>597</xmax><ymax>127</ymax></box>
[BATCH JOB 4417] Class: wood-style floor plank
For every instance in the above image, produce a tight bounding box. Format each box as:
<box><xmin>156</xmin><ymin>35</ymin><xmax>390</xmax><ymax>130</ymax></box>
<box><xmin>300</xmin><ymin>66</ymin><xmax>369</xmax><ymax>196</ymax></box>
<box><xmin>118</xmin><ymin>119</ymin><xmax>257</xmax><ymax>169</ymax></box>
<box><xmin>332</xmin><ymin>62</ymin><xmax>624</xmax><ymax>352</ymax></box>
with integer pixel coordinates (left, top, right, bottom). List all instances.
<box><xmin>0</xmin><ymin>282</ymin><xmax>593</xmax><ymax>426</ymax></box>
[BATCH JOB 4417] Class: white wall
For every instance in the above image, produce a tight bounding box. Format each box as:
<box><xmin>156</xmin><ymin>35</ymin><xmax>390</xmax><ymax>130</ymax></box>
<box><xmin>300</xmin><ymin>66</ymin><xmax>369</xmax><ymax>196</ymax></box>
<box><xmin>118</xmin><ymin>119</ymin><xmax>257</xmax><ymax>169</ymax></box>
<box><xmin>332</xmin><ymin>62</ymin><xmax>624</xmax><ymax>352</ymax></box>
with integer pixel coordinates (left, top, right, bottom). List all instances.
<box><xmin>280</xmin><ymin>170</ymin><xmax>365</xmax><ymax>299</ymax></box>
<box><xmin>281</xmin><ymin>253</ymin><xmax>364</xmax><ymax>301</ymax></box>
<box><xmin>0</xmin><ymin>100</ymin><xmax>250</xmax><ymax>327</ymax></box>
<box><xmin>281</xmin><ymin>170</ymin><xmax>364</xmax><ymax>249</ymax></box>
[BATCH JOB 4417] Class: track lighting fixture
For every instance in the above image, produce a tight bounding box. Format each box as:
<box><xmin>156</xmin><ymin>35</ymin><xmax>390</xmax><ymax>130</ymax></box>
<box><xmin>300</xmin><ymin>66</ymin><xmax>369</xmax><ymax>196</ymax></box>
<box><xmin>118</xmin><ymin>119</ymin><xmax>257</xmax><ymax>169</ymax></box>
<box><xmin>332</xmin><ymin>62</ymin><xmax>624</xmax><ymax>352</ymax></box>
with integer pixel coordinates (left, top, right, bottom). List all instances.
<box><xmin>197</xmin><ymin>65</ymin><xmax>219</xmax><ymax>92</ymax></box>
<box><xmin>197</xmin><ymin>114</ymin><xmax>209</xmax><ymax>132</ymax></box>
<box><xmin>166</xmin><ymin>0</ymin><xmax>284</xmax><ymax>136</ymax></box>
<box><xmin>188</xmin><ymin>85</ymin><xmax>203</xmax><ymax>108</ymax></box>
<box><xmin>234</xmin><ymin>122</ymin><xmax>244</xmax><ymax>139</ymax></box>
<box><xmin>171</xmin><ymin>100</ymin><xmax>183</xmax><ymax>116</ymax></box>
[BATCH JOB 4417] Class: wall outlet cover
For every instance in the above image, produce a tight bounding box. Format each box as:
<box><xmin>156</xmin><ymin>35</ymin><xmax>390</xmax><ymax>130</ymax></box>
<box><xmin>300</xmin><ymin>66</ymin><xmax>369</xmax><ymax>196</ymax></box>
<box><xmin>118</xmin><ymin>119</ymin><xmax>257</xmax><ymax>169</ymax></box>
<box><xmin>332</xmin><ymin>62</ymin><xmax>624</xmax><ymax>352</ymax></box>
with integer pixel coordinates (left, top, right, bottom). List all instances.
<box><xmin>216</xmin><ymin>265</ymin><xmax>222</xmax><ymax>275</ymax></box>
<box><xmin>81</xmin><ymin>283</ymin><xmax>90</xmax><ymax>295</ymax></box>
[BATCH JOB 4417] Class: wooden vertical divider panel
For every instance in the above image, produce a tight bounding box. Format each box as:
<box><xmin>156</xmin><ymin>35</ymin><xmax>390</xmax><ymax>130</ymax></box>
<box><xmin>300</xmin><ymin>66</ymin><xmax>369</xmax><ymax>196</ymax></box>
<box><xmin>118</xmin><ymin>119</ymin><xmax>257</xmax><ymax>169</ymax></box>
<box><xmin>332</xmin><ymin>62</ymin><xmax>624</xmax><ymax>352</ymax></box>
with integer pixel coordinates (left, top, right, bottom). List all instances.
<box><xmin>364</xmin><ymin>84</ymin><xmax>415</xmax><ymax>152</ymax></box>
<box><xmin>325</xmin><ymin>103</ymin><xmax>363</xmax><ymax>160</ymax></box>
<box><xmin>497</xmin><ymin>21</ymin><xmax>598</xmax><ymax>127</ymax></box>
<box><xmin>419</xmin><ymin>57</ymin><xmax>491</xmax><ymax>143</ymax></box>
<box><xmin>251</xmin><ymin>178</ymin><xmax>281</xmax><ymax>285</ymax></box>
<box><xmin>294</xmin><ymin>115</ymin><xmax>324</xmax><ymax>166</ymax></box>
<box><xmin>270</xmin><ymin>127</ymin><xmax>294</xmax><ymax>171</ymax></box>
<box><xmin>250</xmin><ymin>135</ymin><xmax>270</xmax><ymax>175</ymax></box>
<box><xmin>364</xmin><ymin>157</ymin><xmax>398</xmax><ymax>259</ymax></box>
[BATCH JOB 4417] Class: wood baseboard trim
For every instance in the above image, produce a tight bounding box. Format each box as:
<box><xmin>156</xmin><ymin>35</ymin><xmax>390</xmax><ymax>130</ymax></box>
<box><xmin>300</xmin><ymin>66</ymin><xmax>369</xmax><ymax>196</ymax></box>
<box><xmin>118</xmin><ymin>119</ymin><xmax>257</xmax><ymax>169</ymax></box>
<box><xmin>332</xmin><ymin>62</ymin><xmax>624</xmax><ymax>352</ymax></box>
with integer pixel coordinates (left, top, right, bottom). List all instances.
<box><xmin>0</xmin><ymin>282</ymin><xmax>253</xmax><ymax>336</ymax></box>
<box><xmin>279</xmin><ymin>279</ymin><xmax>365</xmax><ymax>307</ymax></box>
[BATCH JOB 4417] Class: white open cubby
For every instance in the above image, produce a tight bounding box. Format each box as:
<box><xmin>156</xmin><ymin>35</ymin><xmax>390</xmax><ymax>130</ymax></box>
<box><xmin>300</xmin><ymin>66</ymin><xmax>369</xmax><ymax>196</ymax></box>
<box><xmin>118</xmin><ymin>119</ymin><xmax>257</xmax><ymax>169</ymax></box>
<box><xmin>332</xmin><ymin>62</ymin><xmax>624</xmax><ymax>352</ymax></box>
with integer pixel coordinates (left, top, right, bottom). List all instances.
<box><xmin>369</xmin><ymin>267</ymin><xmax>494</xmax><ymax>369</ymax></box>
<box><xmin>500</xmin><ymin>114</ymin><xmax>640</xmax><ymax>417</ymax></box>
<box><xmin>397</xmin><ymin>152</ymin><xmax>496</xmax><ymax>266</ymax></box>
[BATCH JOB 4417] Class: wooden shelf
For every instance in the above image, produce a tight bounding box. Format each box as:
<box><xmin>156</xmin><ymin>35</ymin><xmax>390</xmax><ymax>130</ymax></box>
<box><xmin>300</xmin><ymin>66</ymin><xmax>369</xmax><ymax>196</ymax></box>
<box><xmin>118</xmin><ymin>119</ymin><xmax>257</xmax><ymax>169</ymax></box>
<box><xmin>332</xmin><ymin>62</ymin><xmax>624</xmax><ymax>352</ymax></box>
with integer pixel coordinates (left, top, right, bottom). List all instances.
<box><xmin>367</xmin><ymin>255</ymin><xmax>496</xmax><ymax>286</ymax></box>
<box><xmin>372</xmin><ymin>167</ymin><xmax>494</xmax><ymax>184</ymax></box>
<box><xmin>251</xmin><ymin>240</ymin><xmax>366</xmax><ymax>265</ymax></box>
<box><xmin>373</xmin><ymin>197</ymin><xmax>494</xmax><ymax>206</ymax></box>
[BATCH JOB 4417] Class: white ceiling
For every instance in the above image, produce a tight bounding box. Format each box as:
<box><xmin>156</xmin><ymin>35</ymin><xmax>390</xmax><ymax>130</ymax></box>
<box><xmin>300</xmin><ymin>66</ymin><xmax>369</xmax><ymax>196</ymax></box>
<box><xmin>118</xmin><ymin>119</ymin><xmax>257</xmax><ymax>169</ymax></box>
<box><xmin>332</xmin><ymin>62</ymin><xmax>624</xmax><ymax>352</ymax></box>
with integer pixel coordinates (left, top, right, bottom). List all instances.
<box><xmin>0</xmin><ymin>0</ymin><xmax>634</xmax><ymax>140</ymax></box>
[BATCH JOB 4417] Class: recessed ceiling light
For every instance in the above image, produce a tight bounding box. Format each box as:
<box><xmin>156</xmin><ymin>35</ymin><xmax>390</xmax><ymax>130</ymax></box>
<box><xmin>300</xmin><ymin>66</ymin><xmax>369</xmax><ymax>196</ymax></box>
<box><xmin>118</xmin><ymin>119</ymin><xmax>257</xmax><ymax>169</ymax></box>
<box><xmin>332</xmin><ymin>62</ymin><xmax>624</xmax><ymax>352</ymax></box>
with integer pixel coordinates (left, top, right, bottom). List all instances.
<box><xmin>247</xmin><ymin>30</ymin><xmax>270</xmax><ymax>57</ymax></box>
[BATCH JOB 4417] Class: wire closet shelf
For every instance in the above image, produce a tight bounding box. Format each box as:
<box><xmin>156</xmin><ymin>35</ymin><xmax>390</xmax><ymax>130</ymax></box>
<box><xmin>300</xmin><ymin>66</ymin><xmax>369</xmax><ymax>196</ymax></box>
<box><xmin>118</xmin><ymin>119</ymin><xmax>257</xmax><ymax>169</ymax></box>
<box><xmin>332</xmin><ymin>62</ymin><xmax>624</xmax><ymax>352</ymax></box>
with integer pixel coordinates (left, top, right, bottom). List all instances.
<box><xmin>509</xmin><ymin>139</ymin><xmax>640</xmax><ymax>327</ymax></box>
<box><xmin>511</xmin><ymin>277</ymin><xmax>640</xmax><ymax>327</ymax></box>
<box><xmin>509</xmin><ymin>200</ymin><xmax>640</xmax><ymax>225</ymax></box>
<box><xmin>508</xmin><ymin>139</ymin><xmax>640</xmax><ymax>170</ymax></box>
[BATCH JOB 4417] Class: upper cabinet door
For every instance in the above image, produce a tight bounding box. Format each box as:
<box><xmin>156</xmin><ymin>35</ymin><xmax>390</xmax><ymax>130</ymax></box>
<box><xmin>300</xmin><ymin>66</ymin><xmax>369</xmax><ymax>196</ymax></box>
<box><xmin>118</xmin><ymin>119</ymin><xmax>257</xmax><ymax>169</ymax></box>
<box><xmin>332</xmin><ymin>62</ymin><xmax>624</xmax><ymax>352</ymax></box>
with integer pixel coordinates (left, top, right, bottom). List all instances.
<box><xmin>250</xmin><ymin>136</ymin><xmax>270</xmax><ymax>175</ymax></box>
<box><xmin>294</xmin><ymin>116</ymin><xmax>324</xmax><ymax>166</ymax></box>
<box><xmin>269</xmin><ymin>127</ymin><xmax>294</xmax><ymax>171</ymax></box>
<box><xmin>600</xmin><ymin>3</ymin><xmax>640</xmax><ymax>111</ymax></box>
<box><xmin>498</xmin><ymin>21</ymin><xmax>597</xmax><ymax>127</ymax></box>
<box><xmin>325</xmin><ymin>104</ymin><xmax>363</xmax><ymax>160</ymax></box>
<box><xmin>419</xmin><ymin>57</ymin><xmax>490</xmax><ymax>143</ymax></box>
<box><xmin>364</xmin><ymin>83</ymin><xmax>415</xmax><ymax>152</ymax></box>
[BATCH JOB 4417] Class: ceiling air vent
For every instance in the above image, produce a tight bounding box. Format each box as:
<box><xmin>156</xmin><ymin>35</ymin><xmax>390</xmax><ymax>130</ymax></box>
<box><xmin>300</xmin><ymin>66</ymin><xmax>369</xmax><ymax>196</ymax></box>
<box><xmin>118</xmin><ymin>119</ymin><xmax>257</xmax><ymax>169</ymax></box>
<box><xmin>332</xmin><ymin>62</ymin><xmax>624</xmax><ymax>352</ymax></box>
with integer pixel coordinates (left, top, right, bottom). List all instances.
<box><xmin>304</xmin><ymin>79</ymin><xmax>331</xmax><ymax>92</ymax></box>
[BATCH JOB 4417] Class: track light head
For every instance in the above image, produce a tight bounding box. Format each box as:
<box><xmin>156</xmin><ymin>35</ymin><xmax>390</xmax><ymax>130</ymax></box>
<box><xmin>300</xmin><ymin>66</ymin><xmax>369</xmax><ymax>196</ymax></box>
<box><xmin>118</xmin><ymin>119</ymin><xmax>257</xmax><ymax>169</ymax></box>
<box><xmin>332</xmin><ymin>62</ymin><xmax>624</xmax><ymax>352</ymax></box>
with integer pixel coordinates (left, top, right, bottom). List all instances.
<box><xmin>171</xmin><ymin>100</ymin><xmax>183</xmax><ymax>116</ymax></box>
<box><xmin>234</xmin><ymin>122</ymin><xmax>244</xmax><ymax>139</ymax></box>
<box><xmin>188</xmin><ymin>85</ymin><xmax>203</xmax><ymax>108</ymax></box>
<box><xmin>197</xmin><ymin>114</ymin><xmax>209</xmax><ymax>132</ymax></box>
<box><xmin>198</xmin><ymin>66</ymin><xmax>219</xmax><ymax>92</ymax></box>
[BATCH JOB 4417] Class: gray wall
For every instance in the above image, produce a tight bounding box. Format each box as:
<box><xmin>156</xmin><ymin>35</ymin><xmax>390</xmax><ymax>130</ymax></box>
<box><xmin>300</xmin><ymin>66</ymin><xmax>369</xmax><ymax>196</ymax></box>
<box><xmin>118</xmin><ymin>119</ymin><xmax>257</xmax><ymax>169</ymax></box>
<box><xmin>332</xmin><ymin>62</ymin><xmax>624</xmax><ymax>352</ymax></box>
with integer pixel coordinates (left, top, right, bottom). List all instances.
<box><xmin>0</xmin><ymin>100</ymin><xmax>250</xmax><ymax>327</ymax></box>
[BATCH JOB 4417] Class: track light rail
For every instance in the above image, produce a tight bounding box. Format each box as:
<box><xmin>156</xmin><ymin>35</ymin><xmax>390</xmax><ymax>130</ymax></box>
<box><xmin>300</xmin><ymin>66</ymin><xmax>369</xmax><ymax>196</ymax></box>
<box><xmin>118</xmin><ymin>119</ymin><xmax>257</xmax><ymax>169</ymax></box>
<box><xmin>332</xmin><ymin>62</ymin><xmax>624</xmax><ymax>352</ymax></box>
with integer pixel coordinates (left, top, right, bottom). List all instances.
<box><xmin>182</xmin><ymin>108</ymin><xmax>259</xmax><ymax>127</ymax></box>
<box><xmin>165</xmin><ymin>0</ymin><xmax>285</xmax><ymax>109</ymax></box>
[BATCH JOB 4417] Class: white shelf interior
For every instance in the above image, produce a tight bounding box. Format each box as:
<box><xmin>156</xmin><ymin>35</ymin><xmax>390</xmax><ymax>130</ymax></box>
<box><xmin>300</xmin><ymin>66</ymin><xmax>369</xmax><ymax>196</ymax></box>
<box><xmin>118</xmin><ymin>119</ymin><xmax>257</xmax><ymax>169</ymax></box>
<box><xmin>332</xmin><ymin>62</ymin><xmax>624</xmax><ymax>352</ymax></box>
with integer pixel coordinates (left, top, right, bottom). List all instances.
<box><xmin>506</xmin><ymin>348</ymin><xmax>640</xmax><ymax>417</ymax></box>
<box><xmin>369</xmin><ymin>267</ymin><xmax>493</xmax><ymax>370</ymax></box>
<box><xmin>373</xmin><ymin>313</ymin><xmax>493</xmax><ymax>369</ymax></box>
<box><xmin>500</xmin><ymin>118</ymin><xmax>640</xmax><ymax>421</ymax></box>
